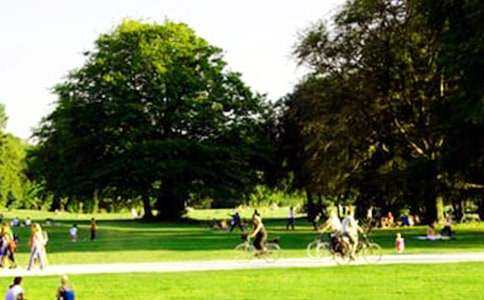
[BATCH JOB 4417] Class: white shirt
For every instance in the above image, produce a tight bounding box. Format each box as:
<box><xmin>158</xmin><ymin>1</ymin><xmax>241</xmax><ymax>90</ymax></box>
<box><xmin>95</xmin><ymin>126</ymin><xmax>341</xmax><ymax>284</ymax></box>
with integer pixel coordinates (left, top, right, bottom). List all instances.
<box><xmin>69</xmin><ymin>227</ymin><xmax>78</xmax><ymax>236</ymax></box>
<box><xmin>342</xmin><ymin>215</ymin><xmax>358</xmax><ymax>235</ymax></box>
<box><xmin>288</xmin><ymin>210</ymin><xmax>295</xmax><ymax>219</ymax></box>
<box><xmin>328</xmin><ymin>215</ymin><xmax>343</xmax><ymax>232</ymax></box>
<box><xmin>5</xmin><ymin>285</ymin><xmax>23</xmax><ymax>300</ymax></box>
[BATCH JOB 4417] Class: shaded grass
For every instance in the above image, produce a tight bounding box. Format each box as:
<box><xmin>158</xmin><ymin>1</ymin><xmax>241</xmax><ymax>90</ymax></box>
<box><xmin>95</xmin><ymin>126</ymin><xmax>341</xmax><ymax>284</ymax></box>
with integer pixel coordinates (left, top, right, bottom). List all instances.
<box><xmin>1</xmin><ymin>262</ymin><xmax>483</xmax><ymax>299</ymax></box>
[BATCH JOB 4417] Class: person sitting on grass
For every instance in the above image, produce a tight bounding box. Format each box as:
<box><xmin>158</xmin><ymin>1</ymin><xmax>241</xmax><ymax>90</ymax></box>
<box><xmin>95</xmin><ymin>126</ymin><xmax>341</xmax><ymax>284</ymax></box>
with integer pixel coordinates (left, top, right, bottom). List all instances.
<box><xmin>426</xmin><ymin>222</ymin><xmax>442</xmax><ymax>240</ymax></box>
<box><xmin>250</xmin><ymin>214</ymin><xmax>267</xmax><ymax>254</ymax></box>
<box><xmin>69</xmin><ymin>224</ymin><xmax>78</xmax><ymax>242</ymax></box>
<box><xmin>440</xmin><ymin>214</ymin><xmax>455</xmax><ymax>238</ymax></box>
<box><xmin>56</xmin><ymin>275</ymin><xmax>75</xmax><ymax>300</ymax></box>
<box><xmin>10</xmin><ymin>218</ymin><xmax>19</xmax><ymax>228</ymax></box>
<box><xmin>5</xmin><ymin>277</ymin><xmax>24</xmax><ymax>300</ymax></box>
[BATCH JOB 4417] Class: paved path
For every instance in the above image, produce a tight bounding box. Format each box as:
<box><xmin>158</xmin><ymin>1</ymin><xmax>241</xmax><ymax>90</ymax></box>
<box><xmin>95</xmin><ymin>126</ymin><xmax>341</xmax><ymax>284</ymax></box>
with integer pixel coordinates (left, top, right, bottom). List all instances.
<box><xmin>3</xmin><ymin>252</ymin><xmax>484</xmax><ymax>277</ymax></box>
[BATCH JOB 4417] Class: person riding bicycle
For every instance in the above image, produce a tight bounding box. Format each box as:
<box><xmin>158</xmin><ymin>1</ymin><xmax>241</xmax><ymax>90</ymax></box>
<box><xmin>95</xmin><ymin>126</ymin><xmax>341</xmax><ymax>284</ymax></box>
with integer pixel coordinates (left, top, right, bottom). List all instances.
<box><xmin>342</xmin><ymin>206</ymin><xmax>364</xmax><ymax>259</ymax></box>
<box><xmin>249</xmin><ymin>214</ymin><xmax>267</xmax><ymax>253</ymax></box>
<box><xmin>318</xmin><ymin>208</ymin><xmax>343</xmax><ymax>252</ymax></box>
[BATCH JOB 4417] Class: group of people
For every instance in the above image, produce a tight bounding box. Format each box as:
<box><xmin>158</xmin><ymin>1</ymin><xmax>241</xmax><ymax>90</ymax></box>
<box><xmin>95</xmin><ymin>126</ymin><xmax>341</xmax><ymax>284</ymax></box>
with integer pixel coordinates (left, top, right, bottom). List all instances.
<box><xmin>0</xmin><ymin>217</ymin><xmax>98</xmax><ymax>272</ymax></box>
<box><xmin>5</xmin><ymin>275</ymin><xmax>75</xmax><ymax>300</ymax></box>
<box><xmin>319</xmin><ymin>206</ymin><xmax>363</xmax><ymax>258</ymax></box>
<box><xmin>8</xmin><ymin>217</ymin><xmax>31</xmax><ymax>228</ymax></box>
<box><xmin>0</xmin><ymin>221</ymin><xmax>50</xmax><ymax>271</ymax></box>
<box><xmin>69</xmin><ymin>218</ymin><xmax>97</xmax><ymax>242</ymax></box>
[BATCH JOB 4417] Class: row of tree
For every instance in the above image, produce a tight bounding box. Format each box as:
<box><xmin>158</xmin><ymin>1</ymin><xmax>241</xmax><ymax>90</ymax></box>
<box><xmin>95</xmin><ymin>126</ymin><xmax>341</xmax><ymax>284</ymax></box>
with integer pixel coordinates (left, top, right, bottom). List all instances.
<box><xmin>276</xmin><ymin>0</ymin><xmax>484</xmax><ymax>223</ymax></box>
<box><xmin>3</xmin><ymin>0</ymin><xmax>483</xmax><ymax>222</ymax></box>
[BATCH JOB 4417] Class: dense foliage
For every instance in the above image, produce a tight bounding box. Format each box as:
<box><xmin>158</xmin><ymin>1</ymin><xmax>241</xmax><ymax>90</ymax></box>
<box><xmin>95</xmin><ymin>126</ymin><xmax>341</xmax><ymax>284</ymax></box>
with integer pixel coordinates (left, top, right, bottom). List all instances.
<box><xmin>277</xmin><ymin>0</ymin><xmax>484</xmax><ymax>222</ymax></box>
<box><xmin>28</xmin><ymin>20</ymin><xmax>274</xmax><ymax>219</ymax></box>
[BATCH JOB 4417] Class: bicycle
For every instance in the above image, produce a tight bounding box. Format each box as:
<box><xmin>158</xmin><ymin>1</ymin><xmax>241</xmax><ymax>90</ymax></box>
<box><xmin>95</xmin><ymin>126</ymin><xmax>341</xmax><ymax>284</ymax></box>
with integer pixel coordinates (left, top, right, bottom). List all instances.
<box><xmin>234</xmin><ymin>233</ymin><xmax>281</xmax><ymax>262</ymax></box>
<box><xmin>306</xmin><ymin>233</ymin><xmax>330</xmax><ymax>258</ymax></box>
<box><xmin>310</xmin><ymin>233</ymin><xmax>382</xmax><ymax>264</ymax></box>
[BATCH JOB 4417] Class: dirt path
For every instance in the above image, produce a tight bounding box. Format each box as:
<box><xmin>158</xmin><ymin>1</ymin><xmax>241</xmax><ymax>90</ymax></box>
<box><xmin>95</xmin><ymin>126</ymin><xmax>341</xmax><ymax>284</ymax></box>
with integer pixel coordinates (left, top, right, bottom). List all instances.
<box><xmin>3</xmin><ymin>252</ymin><xmax>484</xmax><ymax>277</ymax></box>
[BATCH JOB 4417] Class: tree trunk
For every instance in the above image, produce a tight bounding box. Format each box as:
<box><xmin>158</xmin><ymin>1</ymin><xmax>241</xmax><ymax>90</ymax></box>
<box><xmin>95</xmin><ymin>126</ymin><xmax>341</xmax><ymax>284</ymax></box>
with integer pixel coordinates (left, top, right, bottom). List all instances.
<box><xmin>156</xmin><ymin>193</ymin><xmax>186</xmax><ymax>220</ymax></box>
<box><xmin>142</xmin><ymin>195</ymin><xmax>154</xmax><ymax>220</ymax></box>
<box><xmin>306</xmin><ymin>190</ymin><xmax>314</xmax><ymax>222</ymax></box>
<box><xmin>156</xmin><ymin>181</ymin><xmax>186</xmax><ymax>220</ymax></box>
<box><xmin>426</xmin><ymin>195</ymin><xmax>445</xmax><ymax>224</ymax></box>
<box><xmin>50</xmin><ymin>195</ymin><xmax>62</xmax><ymax>211</ymax></box>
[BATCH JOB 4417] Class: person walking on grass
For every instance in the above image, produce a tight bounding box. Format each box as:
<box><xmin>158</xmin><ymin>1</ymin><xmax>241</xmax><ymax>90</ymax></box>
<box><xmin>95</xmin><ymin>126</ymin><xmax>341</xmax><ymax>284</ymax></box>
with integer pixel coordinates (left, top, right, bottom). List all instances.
<box><xmin>229</xmin><ymin>212</ymin><xmax>244</xmax><ymax>232</ymax></box>
<box><xmin>90</xmin><ymin>218</ymin><xmax>97</xmax><ymax>241</ymax></box>
<box><xmin>56</xmin><ymin>275</ymin><xmax>75</xmax><ymax>300</ymax></box>
<box><xmin>0</xmin><ymin>223</ymin><xmax>17</xmax><ymax>269</ymax></box>
<box><xmin>27</xmin><ymin>223</ymin><xmax>47</xmax><ymax>271</ymax></box>
<box><xmin>286</xmin><ymin>206</ymin><xmax>296</xmax><ymax>230</ymax></box>
<box><xmin>5</xmin><ymin>277</ymin><xmax>24</xmax><ymax>300</ymax></box>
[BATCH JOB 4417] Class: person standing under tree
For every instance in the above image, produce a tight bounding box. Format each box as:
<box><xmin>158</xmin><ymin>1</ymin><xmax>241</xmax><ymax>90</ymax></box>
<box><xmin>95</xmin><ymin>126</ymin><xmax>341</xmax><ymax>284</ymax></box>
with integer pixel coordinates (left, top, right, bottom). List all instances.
<box><xmin>90</xmin><ymin>218</ymin><xmax>97</xmax><ymax>241</ymax></box>
<box><xmin>286</xmin><ymin>206</ymin><xmax>296</xmax><ymax>230</ymax></box>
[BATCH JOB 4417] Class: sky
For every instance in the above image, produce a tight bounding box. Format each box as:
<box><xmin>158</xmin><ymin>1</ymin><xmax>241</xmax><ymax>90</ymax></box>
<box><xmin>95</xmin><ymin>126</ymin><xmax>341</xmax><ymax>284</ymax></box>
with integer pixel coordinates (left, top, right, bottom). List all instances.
<box><xmin>0</xmin><ymin>0</ymin><xmax>343</xmax><ymax>140</ymax></box>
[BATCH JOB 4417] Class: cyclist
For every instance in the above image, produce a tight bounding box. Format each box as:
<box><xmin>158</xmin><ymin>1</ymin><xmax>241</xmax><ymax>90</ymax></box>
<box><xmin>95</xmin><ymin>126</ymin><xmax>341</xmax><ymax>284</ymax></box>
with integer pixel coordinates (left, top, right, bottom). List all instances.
<box><xmin>342</xmin><ymin>206</ymin><xmax>364</xmax><ymax>259</ymax></box>
<box><xmin>318</xmin><ymin>208</ymin><xmax>343</xmax><ymax>252</ymax></box>
<box><xmin>249</xmin><ymin>214</ymin><xmax>267</xmax><ymax>253</ymax></box>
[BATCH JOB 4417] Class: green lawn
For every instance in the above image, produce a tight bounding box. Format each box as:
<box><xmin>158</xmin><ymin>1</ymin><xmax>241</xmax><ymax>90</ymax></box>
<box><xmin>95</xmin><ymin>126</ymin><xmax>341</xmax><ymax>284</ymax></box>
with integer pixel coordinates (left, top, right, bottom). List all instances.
<box><xmin>2</xmin><ymin>262</ymin><xmax>483</xmax><ymax>299</ymax></box>
<box><xmin>1</xmin><ymin>209</ymin><xmax>483</xmax><ymax>265</ymax></box>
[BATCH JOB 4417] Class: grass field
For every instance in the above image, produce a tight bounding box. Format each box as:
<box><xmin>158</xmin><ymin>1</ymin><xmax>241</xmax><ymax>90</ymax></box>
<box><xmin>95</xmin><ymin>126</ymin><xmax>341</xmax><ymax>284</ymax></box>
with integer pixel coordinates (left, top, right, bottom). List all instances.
<box><xmin>1</xmin><ymin>262</ymin><xmax>483</xmax><ymax>299</ymax></box>
<box><xmin>0</xmin><ymin>208</ymin><xmax>482</xmax><ymax>266</ymax></box>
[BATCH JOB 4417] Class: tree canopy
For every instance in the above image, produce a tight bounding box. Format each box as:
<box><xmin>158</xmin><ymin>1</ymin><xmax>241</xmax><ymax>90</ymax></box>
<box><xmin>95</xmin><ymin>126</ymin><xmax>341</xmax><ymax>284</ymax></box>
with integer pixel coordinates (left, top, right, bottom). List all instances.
<box><xmin>277</xmin><ymin>0</ymin><xmax>484</xmax><ymax>222</ymax></box>
<box><xmin>28</xmin><ymin>20</ymin><xmax>273</xmax><ymax>219</ymax></box>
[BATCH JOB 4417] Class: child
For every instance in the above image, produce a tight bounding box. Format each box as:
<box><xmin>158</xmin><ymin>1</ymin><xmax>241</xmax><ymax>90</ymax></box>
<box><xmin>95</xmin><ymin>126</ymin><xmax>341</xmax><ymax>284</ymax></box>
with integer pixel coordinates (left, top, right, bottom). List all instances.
<box><xmin>69</xmin><ymin>225</ymin><xmax>78</xmax><ymax>242</ymax></box>
<box><xmin>395</xmin><ymin>233</ymin><xmax>405</xmax><ymax>254</ymax></box>
<box><xmin>90</xmin><ymin>218</ymin><xmax>97</xmax><ymax>241</ymax></box>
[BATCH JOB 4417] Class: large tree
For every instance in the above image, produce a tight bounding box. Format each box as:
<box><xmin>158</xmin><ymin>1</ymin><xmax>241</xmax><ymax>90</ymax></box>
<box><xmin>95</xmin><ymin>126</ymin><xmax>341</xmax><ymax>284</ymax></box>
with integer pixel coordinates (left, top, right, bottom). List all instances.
<box><xmin>29</xmin><ymin>20</ymin><xmax>272</xmax><ymax>219</ymax></box>
<box><xmin>280</xmin><ymin>0</ymin><xmax>484</xmax><ymax>222</ymax></box>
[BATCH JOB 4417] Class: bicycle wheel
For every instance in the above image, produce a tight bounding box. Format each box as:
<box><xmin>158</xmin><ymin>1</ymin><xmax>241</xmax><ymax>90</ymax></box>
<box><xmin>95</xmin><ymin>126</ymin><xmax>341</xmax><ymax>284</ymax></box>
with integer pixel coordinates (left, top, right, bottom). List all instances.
<box><xmin>234</xmin><ymin>243</ymin><xmax>254</xmax><ymax>260</ymax></box>
<box><xmin>263</xmin><ymin>243</ymin><xmax>281</xmax><ymax>262</ymax></box>
<box><xmin>362</xmin><ymin>243</ymin><xmax>382</xmax><ymax>264</ymax></box>
<box><xmin>306</xmin><ymin>240</ymin><xmax>320</xmax><ymax>258</ymax></box>
<box><xmin>315</xmin><ymin>242</ymin><xmax>331</xmax><ymax>258</ymax></box>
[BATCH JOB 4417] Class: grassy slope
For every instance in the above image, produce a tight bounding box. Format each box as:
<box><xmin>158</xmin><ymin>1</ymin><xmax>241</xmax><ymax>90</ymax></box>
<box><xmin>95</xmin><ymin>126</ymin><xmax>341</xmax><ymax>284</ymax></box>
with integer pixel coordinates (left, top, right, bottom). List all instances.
<box><xmin>1</xmin><ymin>262</ymin><xmax>483</xmax><ymax>299</ymax></box>
<box><xmin>1</xmin><ymin>209</ymin><xmax>483</xmax><ymax>265</ymax></box>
